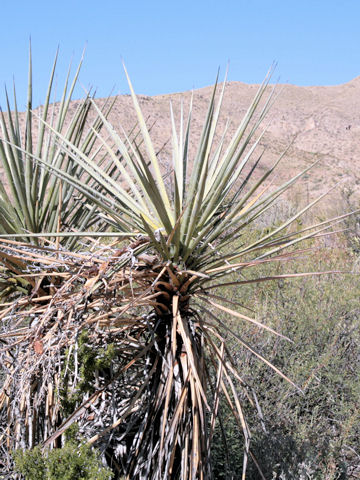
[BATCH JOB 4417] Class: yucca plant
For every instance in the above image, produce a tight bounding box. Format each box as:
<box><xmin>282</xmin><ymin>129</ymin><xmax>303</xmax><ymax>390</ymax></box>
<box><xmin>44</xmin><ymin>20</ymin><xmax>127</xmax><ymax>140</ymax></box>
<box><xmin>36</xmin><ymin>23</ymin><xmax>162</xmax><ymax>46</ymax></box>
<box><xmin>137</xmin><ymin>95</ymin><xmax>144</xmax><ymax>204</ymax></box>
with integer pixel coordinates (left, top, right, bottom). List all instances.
<box><xmin>0</xmin><ymin>46</ymin><xmax>125</xmax><ymax>247</ymax></box>
<box><xmin>0</xmin><ymin>48</ymin><xmax>121</xmax><ymax>300</ymax></box>
<box><xmin>0</xmin><ymin>66</ymin><xmax>351</xmax><ymax>479</ymax></box>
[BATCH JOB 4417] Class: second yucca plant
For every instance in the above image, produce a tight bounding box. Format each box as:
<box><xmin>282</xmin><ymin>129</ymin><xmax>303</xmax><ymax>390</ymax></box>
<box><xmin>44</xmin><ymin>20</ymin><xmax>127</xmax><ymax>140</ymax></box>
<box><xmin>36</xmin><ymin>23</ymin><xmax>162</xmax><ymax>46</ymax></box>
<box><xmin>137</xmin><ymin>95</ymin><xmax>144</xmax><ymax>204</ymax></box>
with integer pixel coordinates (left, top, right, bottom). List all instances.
<box><xmin>0</xmin><ymin>66</ymin><xmax>346</xmax><ymax>479</ymax></box>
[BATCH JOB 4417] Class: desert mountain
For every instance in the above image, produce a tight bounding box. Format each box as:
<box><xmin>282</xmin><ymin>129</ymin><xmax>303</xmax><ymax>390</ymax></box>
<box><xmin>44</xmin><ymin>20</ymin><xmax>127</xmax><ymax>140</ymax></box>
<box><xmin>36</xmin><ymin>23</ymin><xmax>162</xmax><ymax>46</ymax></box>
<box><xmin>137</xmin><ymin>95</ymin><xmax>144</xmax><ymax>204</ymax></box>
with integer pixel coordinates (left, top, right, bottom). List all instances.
<box><xmin>2</xmin><ymin>78</ymin><xmax>360</xmax><ymax>212</ymax></box>
<box><xmin>102</xmin><ymin>78</ymin><xmax>360</xmax><ymax>208</ymax></box>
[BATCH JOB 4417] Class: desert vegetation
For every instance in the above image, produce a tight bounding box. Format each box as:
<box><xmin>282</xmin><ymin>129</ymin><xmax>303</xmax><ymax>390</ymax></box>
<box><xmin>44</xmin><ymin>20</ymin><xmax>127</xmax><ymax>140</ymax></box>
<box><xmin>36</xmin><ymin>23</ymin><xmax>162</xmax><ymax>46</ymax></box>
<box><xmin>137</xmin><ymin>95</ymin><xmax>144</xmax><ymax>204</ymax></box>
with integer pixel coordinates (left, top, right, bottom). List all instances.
<box><xmin>0</xmin><ymin>54</ymin><xmax>359</xmax><ymax>479</ymax></box>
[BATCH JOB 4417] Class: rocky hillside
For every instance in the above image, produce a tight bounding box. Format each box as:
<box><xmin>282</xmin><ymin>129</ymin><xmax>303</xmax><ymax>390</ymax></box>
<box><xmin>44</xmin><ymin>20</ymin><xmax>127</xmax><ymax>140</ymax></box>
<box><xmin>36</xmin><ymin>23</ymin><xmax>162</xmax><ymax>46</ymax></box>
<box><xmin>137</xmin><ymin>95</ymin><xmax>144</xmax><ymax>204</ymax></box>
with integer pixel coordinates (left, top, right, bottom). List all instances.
<box><xmin>104</xmin><ymin>78</ymin><xmax>360</xmax><ymax>207</ymax></box>
<box><xmin>2</xmin><ymin>78</ymin><xmax>360</xmax><ymax>211</ymax></box>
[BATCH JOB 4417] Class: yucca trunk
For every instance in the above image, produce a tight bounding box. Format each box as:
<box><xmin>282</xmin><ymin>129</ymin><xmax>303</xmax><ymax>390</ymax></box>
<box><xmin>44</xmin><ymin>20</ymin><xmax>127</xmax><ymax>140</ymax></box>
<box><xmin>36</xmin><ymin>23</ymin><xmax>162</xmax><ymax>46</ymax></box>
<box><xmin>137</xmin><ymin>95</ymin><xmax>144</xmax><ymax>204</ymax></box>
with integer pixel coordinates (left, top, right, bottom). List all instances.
<box><xmin>119</xmin><ymin>266</ymin><xmax>210</xmax><ymax>479</ymax></box>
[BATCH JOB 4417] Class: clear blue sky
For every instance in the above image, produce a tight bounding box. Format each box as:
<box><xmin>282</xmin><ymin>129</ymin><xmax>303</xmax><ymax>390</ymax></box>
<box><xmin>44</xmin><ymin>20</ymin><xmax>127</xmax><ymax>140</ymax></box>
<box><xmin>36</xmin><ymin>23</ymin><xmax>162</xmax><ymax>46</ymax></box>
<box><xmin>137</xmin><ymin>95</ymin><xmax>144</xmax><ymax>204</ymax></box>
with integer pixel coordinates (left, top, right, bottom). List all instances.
<box><xmin>1</xmin><ymin>0</ymin><xmax>360</xmax><ymax>108</ymax></box>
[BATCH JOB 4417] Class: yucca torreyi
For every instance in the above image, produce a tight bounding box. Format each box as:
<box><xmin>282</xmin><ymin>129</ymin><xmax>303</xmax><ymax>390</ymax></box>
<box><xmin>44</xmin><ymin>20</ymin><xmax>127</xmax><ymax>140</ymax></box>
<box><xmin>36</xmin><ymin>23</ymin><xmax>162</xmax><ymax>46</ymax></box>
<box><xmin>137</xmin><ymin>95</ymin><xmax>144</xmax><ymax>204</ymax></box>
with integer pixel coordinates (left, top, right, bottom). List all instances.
<box><xmin>0</xmin><ymin>65</ymin><xmax>350</xmax><ymax>479</ymax></box>
<box><xmin>0</xmin><ymin>47</ymin><xmax>119</xmax><ymax>247</ymax></box>
<box><xmin>0</xmin><ymin>48</ymin><xmax>122</xmax><ymax>300</ymax></box>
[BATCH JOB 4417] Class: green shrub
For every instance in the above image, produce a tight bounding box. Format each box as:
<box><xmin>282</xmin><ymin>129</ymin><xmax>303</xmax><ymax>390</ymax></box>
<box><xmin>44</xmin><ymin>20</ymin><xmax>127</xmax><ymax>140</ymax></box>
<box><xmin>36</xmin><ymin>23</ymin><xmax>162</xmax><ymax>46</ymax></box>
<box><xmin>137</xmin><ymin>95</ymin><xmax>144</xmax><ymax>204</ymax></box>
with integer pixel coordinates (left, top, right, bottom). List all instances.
<box><xmin>211</xmin><ymin>243</ymin><xmax>360</xmax><ymax>478</ymax></box>
<box><xmin>60</xmin><ymin>329</ymin><xmax>117</xmax><ymax>416</ymax></box>
<box><xmin>14</xmin><ymin>441</ymin><xmax>113</xmax><ymax>480</ymax></box>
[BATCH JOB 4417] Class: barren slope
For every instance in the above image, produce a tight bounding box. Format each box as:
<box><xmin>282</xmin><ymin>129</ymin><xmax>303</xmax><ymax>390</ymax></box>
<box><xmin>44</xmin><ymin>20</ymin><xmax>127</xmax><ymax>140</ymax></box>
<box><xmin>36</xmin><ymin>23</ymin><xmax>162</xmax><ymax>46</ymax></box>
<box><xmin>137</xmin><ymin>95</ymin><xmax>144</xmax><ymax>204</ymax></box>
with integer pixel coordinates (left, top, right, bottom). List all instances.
<box><xmin>2</xmin><ymin>79</ymin><xmax>360</xmax><ymax>212</ymax></box>
<box><xmin>104</xmin><ymin>79</ymin><xmax>360</xmax><ymax>207</ymax></box>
